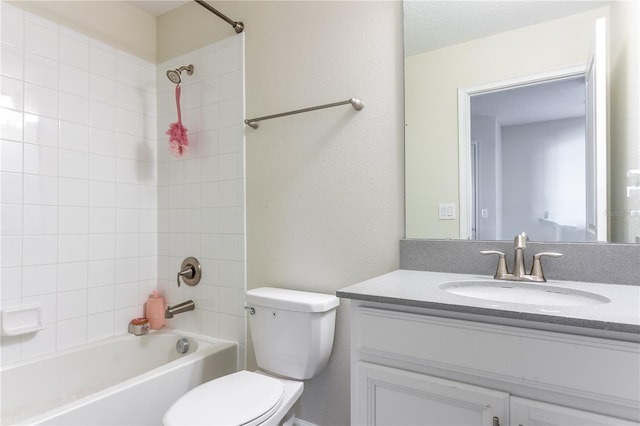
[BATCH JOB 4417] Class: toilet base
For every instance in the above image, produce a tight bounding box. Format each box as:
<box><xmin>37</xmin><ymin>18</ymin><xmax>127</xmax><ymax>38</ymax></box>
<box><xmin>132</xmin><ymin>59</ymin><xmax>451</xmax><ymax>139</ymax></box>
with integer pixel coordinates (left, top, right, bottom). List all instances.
<box><xmin>254</xmin><ymin>371</ymin><xmax>304</xmax><ymax>426</ymax></box>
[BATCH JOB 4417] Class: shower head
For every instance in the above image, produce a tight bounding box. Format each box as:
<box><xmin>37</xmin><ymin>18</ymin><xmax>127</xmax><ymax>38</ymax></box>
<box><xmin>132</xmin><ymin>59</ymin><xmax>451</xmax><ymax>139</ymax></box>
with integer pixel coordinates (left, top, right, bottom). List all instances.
<box><xmin>166</xmin><ymin>64</ymin><xmax>194</xmax><ymax>84</ymax></box>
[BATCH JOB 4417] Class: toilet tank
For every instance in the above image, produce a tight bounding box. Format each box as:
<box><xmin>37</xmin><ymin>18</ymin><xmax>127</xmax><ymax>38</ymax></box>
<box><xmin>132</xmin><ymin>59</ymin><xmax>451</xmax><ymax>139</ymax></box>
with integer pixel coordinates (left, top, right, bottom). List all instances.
<box><xmin>246</xmin><ymin>287</ymin><xmax>340</xmax><ymax>380</ymax></box>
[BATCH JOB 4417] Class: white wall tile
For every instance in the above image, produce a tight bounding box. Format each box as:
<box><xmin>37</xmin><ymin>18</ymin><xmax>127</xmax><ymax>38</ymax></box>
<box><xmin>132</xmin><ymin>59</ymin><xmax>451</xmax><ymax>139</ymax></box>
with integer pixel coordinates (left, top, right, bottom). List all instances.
<box><xmin>1</xmin><ymin>44</ymin><xmax>24</xmax><ymax>80</ymax></box>
<box><xmin>88</xmin><ymin>127</ymin><xmax>115</xmax><ymax>156</ymax></box>
<box><xmin>24</xmin><ymin>20</ymin><xmax>58</xmax><ymax>60</ymax></box>
<box><xmin>1</xmin><ymin>172</ymin><xmax>23</xmax><ymax>204</ymax></box>
<box><xmin>115</xmin><ymin>233</ymin><xmax>139</xmax><ymax>258</ymax></box>
<box><xmin>116</xmin><ymin>208</ymin><xmax>139</xmax><ymax>233</ymax></box>
<box><xmin>88</xmin><ymin>234</ymin><xmax>115</xmax><ymax>260</ymax></box>
<box><xmin>0</xmin><ymin>108</ymin><xmax>23</xmax><ymax>142</ymax></box>
<box><xmin>57</xmin><ymin>289</ymin><xmax>87</xmax><ymax>320</ymax></box>
<box><xmin>57</xmin><ymin>261</ymin><xmax>88</xmax><ymax>292</ymax></box>
<box><xmin>1</xmin><ymin>4</ymin><xmax>24</xmax><ymax>49</ymax></box>
<box><xmin>1</xmin><ymin>336</ymin><xmax>21</xmax><ymax>366</ymax></box>
<box><xmin>114</xmin><ymin>281</ymin><xmax>138</xmax><ymax>309</ymax></box>
<box><xmin>59</xmin><ymin>121</ymin><xmax>89</xmax><ymax>152</ymax></box>
<box><xmin>115</xmin><ymin>133</ymin><xmax>140</xmax><ymax>160</ymax></box>
<box><xmin>24</xmin><ymin>143</ymin><xmax>58</xmax><ymax>176</ymax></box>
<box><xmin>23</xmin><ymin>205</ymin><xmax>58</xmax><ymax>235</ymax></box>
<box><xmin>60</xmin><ymin>64</ymin><xmax>89</xmax><ymax>97</ymax></box>
<box><xmin>23</xmin><ymin>114</ymin><xmax>58</xmax><ymax>147</ymax></box>
<box><xmin>23</xmin><ymin>174</ymin><xmax>57</xmax><ymax>205</ymax></box>
<box><xmin>89</xmin><ymin>74</ymin><xmax>117</xmax><ymax>105</ymax></box>
<box><xmin>88</xmin><ymin>259</ymin><xmax>115</xmax><ymax>287</ymax></box>
<box><xmin>59</xmin><ymin>149</ymin><xmax>88</xmax><ymax>179</ymax></box>
<box><xmin>22</xmin><ymin>235</ymin><xmax>58</xmax><ymax>266</ymax></box>
<box><xmin>24</xmin><ymin>53</ymin><xmax>58</xmax><ymax>89</ymax></box>
<box><xmin>89</xmin><ymin>154</ymin><xmax>115</xmax><ymax>181</ymax></box>
<box><xmin>56</xmin><ymin>317</ymin><xmax>87</xmax><ymax>349</ymax></box>
<box><xmin>89</xmin><ymin>45</ymin><xmax>116</xmax><ymax>79</ymax></box>
<box><xmin>89</xmin><ymin>100</ymin><xmax>117</xmax><ymax>130</ymax></box>
<box><xmin>1</xmin><ymin>236</ymin><xmax>22</xmax><ymax>269</ymax></box>
<box><xmin>58</xmin><ymin>234</ymin><xmax>89</xmax><ymax>263</ymax></box>
<box><xmin>89</xmin><ymin>181</ymin><xmax>115</xmax><ymax>207</ymax></box>
<box><xmin>1</xmin><ymin>267</ymin><xmax>22</xmax><ymax>300</ymax></box>
<box><xmin>116</xmin><ymin>158</ymin><xmax>139</xmax><ymax>183</ymax></box>
<box><xmin>58</xmin><ymin>177</ymin><xmax>89</xmax><ymax>206</ymax></box>
<box><xmin>22</xmin><ymin>264</ymin><xmax>57</xmax><ymax>296</ymax></box>
<box><xmin>24</xmin><ymin>83</ymin><xmax>58</xmax><ymax>118</ymax></box>
<box><xmin>89</xmin><ymin>207</ymin><xmax>115</xmax><ymax>234</ymax></box>
<box><xmin>116</xmin><ymin>56</ymin><xmax>139</xmax><ymax>88</ymax></box>
<box><xmin>21</xmin><ymin>327</ymin><xmax>56</xmax><ymax>359</ymax></box>
<box><xmin>58</xmin><ymin>206</ymin><xmax>89</xmax><ymax>234</ymax></box>
<box><xmin>115</xmin><ymin>183</ymin><xmax>139</xmax><ymax>208</ymax></box>
<box><xmin>1</xmin><ymin>76</ymin><xmax>24</xmax><ymax>111</ymax></box>
<box><xmin>88</xmin><ymin>285</ymin><xmax>114</xmax><ymax>314</ymax></box>
<box><xmin>1</xmin><ymin>13</ymin><xmax>246</xmax><ymax>362</ymax></box>
<box><xmin>1</xmin><ymin>204</ymin><xmax>23</xmax><ymax>236</ymax></box>
<box><xmin>60</xmin><ymin>34</ymin><xmax>89</xmax><ymax>70</ymax></box>
<box><xmin>1</xmin><ymin>139</ymin><xmax>23</xmax><ymax>172</ymax></box>
<box><xmin>88</xmin><ymin>311</ymin><xmax>114</xmax><ymax>341</ymax></box>
<box><xmin>59</xmin><ymin>92</ymin><xmax>89</xmax><ymax>125</ymax></box>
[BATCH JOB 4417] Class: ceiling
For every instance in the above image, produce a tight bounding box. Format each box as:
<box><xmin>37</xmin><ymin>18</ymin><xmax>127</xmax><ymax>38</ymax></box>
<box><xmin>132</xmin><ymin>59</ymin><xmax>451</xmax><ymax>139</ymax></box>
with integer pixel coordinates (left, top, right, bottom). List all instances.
<box><xmin>471</xmin><ymin>76</ymin><xmax>586</xmax><ymax>127</ymax></box>
<box><xmin>127</xmin><ymin>0</ymin><xmax>189</xmax><ymax>16</ymax></box>
<box><xmin>404</xmin><ymin>0</ymin><xmax>611</xmax><ymax>56</ymax></box>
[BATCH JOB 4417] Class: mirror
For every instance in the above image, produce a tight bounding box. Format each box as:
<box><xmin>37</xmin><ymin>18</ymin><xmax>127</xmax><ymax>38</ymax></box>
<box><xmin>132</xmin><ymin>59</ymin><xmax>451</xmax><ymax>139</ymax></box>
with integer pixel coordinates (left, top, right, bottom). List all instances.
<box><xmin>404</xmin><ymin>1</ymin><xmax>640</xmax><ymax>244</ymax></box>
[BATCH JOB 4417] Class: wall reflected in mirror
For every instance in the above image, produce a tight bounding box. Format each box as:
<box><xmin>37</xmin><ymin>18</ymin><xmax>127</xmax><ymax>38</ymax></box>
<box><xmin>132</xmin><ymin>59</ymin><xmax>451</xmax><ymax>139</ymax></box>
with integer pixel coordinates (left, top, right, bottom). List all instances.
<box><xmin>404</xmin><ymin>1</ymin><xmax>640</xmax><ymax>244</ymax></box>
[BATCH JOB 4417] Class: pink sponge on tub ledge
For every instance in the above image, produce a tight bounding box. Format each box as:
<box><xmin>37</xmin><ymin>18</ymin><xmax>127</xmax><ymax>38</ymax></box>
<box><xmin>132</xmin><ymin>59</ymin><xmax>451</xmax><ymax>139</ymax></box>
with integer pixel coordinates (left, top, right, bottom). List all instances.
<box><xmin>166</xmin><ymin>84</ymin><xmax>189</xmax><ymax>157</ymax></box>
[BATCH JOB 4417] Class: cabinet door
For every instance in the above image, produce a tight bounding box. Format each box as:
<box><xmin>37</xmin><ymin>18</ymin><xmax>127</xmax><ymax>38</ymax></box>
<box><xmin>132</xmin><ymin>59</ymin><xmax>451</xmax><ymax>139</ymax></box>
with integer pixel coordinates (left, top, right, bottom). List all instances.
<box><xmin>510</xmin><ymin>396</ymin><xmax>638</xmax><ymax>426</ymax></box>
<box><xmin>354</xmin><ymin>362</ymin><xmax>509</xmax><ymax>426</ymax></box>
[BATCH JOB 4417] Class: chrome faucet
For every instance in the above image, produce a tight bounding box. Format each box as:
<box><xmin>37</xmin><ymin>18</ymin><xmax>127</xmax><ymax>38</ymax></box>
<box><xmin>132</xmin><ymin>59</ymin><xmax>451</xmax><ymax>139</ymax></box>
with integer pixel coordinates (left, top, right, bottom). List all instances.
<box><xmin>481</xmin><ymin>232</ymin><xmax>562</xmax><ymax>282</ymax></box>
<box><xmin>165</xmin><ymin>300</ymin><xmax>195</xmax><ymax>318</ymax></box>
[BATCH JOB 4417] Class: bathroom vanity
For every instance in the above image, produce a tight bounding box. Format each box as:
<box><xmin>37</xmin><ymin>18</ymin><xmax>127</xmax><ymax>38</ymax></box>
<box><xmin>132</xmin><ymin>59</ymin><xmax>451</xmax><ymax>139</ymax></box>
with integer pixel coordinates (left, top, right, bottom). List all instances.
<box><xmin>337</xmin><ymin>270</ymin><xmax>640</xmax><ymax>426</ymax></box>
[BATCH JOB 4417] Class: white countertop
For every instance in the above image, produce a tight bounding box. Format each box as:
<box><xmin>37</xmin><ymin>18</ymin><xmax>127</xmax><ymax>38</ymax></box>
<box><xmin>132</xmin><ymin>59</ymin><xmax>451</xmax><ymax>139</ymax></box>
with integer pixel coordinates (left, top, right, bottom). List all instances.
<box><xmin>337</xmin><ymin>270</ymin><xmax>640</xmax><ymax>340</ymax></box>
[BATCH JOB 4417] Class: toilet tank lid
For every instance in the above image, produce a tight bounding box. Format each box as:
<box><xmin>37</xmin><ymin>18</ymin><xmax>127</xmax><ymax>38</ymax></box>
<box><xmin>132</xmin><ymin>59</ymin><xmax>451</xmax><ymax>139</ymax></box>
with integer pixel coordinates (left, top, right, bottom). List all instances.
<box><xmin>246</xmin><ymin>287</ymin><xmax>339</xmax><ymax>313</ymax></box>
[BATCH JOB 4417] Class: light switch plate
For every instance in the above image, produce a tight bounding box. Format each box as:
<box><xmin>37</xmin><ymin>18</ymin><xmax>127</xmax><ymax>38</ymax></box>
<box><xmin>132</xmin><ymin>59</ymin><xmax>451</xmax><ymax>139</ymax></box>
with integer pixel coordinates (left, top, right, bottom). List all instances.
<box><xmin>438</xmin><ymin>203</ymin><xmax>456</xmax><ymax>220</ymax></box>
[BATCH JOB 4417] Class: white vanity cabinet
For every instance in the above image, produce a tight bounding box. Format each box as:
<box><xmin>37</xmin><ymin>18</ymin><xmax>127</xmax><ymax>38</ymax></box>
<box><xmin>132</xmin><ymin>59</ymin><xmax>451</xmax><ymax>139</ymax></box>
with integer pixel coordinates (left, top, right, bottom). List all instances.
<box><xmin>510</xmin><ymin>397</ymin><xmax>638</xmax><ymax>426</ymax></box>
<box><xmin>355</xmin><ymin>362</ymin><xmax>508</xmax><ymax>425</ymax></box>
<box><xmin>350</xmin><ymin>303</ymin><xmax>640</xmax><ymax>426</ymax></box>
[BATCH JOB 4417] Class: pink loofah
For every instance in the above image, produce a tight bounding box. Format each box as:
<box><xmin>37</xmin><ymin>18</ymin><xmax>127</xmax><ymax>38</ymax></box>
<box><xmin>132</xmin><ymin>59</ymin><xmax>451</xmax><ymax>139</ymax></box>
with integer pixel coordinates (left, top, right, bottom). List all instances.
<box><xmin>166</xmin><ymin>84</ymin><xmax>189</xmax><ymax>157</ymax></box>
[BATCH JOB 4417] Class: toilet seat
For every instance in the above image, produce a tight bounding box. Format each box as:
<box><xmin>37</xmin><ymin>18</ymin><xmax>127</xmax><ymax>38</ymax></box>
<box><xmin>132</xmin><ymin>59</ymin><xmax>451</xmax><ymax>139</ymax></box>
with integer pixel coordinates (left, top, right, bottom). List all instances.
<box><xmin>163</xmin><ymin>371</ymin><xmax>285</xmax><ymax>426</ymax></box>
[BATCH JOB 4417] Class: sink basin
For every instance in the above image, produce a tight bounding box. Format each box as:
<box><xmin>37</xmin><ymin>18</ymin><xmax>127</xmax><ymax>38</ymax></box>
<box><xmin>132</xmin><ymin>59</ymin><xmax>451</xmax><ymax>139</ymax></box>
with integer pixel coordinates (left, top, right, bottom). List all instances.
<box><xmin>439</xmin><ymin>280</ymin><xmax>610</xmax><ymax>306</ymax></box>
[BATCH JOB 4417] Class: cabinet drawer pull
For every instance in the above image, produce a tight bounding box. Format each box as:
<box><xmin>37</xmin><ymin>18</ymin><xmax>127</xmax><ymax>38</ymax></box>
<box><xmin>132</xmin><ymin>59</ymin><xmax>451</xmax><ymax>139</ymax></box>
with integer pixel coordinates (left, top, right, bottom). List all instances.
<box><xmin>492</xmin><ymin>416</ymin><xmax>500</xmax><ymax>426</ymax></box>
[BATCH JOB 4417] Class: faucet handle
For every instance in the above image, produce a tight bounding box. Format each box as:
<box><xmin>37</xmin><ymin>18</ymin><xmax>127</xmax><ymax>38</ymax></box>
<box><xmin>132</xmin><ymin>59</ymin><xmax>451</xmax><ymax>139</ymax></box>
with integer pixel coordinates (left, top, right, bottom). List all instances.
<box><xmin>530</xmin><ymin>252</ymin><xmax>563</xmax><ymax>282</ymax></box>
<box><xmin>480</xmin><ymin>250</ymin><xmax>510</xmax><ymax>278</ymax></box>
<box><xmin>514</xmin><ymin>232</ymin><xmax>529</xmax><ymax>249</ymax></box>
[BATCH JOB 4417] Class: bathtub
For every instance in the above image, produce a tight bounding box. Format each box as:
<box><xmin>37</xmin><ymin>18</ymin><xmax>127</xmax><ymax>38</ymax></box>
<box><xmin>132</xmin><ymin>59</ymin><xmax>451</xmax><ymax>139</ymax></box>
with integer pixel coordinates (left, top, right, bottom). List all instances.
<box><xmin>1</xmin><ymin>330</ymin><xmax>237</xmax><ymax>425</ymax></box>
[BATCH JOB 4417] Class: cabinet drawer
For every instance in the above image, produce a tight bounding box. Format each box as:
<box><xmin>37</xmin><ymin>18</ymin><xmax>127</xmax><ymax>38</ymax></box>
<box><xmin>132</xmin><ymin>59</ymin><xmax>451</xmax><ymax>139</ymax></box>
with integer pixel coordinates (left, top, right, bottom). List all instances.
<box><xmin>355</xmin><ymin>307</ymin><xmax>640</xmax><ymax>404</ymax></box>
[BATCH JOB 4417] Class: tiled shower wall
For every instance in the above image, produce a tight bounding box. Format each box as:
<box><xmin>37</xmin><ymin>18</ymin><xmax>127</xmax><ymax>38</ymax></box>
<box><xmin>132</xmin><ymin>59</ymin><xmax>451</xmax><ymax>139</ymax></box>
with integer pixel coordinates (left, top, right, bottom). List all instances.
<box><xmin>156</xmin><ymin>37</ymin><xmax>246</xmax><ymax>366</ymax></box>
<box><xmin>0</xmin><ymin>2</ymin><xmax>246</xmax><ymax>366</ymax></box>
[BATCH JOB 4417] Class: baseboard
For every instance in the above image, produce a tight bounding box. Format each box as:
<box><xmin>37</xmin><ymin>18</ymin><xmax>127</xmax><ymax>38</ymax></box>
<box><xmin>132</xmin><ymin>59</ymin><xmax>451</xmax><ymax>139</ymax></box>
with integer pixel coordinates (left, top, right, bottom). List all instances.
<box><xmin>293</xmin><ymin>418</ymin><xmax>319</xmax><ymax>426</ymax></box>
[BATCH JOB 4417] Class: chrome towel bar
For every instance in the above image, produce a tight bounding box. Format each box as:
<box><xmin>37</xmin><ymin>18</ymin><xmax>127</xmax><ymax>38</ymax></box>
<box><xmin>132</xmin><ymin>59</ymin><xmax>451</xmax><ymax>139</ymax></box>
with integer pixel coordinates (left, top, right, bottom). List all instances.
<box><xmin>245</xmin><ymin>98</ymin><xmax>364</xmax><ymax>129</ymax></box>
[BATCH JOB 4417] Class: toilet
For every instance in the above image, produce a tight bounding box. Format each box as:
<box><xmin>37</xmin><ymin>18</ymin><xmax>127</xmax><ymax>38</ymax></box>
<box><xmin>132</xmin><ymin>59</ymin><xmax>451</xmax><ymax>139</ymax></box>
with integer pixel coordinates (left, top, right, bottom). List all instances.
<box><xmin>163</xmin><ymin>287</ymin><xmax>340</xmax><ymax>426</ymax></box>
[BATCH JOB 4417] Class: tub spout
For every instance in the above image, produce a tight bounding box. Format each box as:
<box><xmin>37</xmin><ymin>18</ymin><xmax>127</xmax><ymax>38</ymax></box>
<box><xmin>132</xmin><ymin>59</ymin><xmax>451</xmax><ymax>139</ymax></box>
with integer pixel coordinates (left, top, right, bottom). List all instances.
<box><xmin>165</xmin><ymin>300</ymin><xmax>195</xmax><ymax>318</ymax></box>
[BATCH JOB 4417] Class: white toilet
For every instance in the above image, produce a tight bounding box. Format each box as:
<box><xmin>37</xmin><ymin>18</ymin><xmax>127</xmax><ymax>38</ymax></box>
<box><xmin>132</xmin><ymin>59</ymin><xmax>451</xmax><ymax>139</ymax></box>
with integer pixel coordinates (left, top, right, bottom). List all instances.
<box><xmin>163</xmin><ymin>287</ymin><xmax>340</xmax><ymax>426</ymax></box>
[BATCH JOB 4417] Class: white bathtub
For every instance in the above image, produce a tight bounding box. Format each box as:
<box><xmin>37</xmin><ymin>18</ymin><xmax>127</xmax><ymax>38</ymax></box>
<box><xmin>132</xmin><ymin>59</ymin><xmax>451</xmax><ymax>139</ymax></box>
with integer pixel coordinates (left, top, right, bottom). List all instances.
<box><xmin>1</xmin><ymin>330</ymin><xmax>237</xmax><ymax>425</ymax></box>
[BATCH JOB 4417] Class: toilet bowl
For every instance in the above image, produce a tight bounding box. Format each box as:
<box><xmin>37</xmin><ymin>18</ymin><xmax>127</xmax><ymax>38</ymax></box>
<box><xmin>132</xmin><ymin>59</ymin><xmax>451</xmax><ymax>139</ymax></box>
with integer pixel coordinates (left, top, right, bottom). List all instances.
<box><xmin>163</xmin><ymin>287</ymin><xmax>339</xmax><ymax>425</ymax></box>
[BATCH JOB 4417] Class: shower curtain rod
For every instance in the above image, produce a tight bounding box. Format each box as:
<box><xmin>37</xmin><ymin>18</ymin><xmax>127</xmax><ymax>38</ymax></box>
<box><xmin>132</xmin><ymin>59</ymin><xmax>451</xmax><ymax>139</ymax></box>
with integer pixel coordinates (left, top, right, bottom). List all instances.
<box><xmin>244</xmin><ymin>98</ymin><xmax>365</xmax><ymax>129</ymax></box>
<box><xmin>194</xmin><ymin>0</ymin><xmax>244</xmax><ymax>33</ymax></box>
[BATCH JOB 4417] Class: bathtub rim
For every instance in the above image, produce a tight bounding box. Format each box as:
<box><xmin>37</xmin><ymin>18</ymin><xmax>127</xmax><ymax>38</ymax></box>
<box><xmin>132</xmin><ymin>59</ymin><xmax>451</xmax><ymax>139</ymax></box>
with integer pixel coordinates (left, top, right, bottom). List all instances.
<box><xmin>2</xmin><ymin>329</ymin><xmax>238</xmax><ymax>425</ymax></box>
<box><xmin>1</xmin><ymin>328</ymin><xmax>236</xmax><ymax>371</ymax></box>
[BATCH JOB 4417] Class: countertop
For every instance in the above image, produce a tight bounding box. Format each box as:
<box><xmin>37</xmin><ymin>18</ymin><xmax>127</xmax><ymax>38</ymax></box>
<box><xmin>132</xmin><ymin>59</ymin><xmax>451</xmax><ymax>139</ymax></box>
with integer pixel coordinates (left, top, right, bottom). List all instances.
<box><xmin>336</xmin><ymin>270</ymin><xmax>640</xmax><ymax>340</ymax></box>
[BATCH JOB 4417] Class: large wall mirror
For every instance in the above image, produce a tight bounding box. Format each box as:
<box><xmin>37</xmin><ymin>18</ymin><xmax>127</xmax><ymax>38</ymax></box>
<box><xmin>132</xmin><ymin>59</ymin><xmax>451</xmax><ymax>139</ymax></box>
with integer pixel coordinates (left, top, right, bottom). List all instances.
<box><xmin>404</xmin><ymin>1</ymin><xmax>639</xmax><ymax>244</ymax></box>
